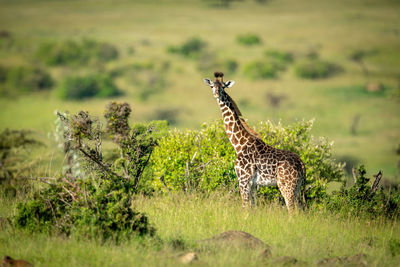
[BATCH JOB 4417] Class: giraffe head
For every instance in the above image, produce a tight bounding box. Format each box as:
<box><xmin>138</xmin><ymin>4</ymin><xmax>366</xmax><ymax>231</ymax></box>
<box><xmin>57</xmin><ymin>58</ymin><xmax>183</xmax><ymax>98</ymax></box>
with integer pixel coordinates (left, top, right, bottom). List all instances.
<box><xmin>204</xmin><ymin>72</ymin><xmax>235</xmax><ymax>99</ymax></box>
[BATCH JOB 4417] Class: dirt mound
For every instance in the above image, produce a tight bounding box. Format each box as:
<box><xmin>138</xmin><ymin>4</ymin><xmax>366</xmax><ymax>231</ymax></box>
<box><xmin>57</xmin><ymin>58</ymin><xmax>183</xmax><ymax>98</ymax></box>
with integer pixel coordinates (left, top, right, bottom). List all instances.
<box><xmin>198</xmin><ymin>230</ymin><xmax>268</xmax><ymax>250</ymax></box>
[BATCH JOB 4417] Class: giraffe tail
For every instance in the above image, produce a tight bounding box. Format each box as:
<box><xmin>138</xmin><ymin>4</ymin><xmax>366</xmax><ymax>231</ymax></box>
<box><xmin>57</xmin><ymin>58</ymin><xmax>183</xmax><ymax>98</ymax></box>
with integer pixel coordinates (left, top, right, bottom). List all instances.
<box><xmin>301</xmin><ymin>162</ymin><xmax>307</xmax><ymax>207</ymax></box>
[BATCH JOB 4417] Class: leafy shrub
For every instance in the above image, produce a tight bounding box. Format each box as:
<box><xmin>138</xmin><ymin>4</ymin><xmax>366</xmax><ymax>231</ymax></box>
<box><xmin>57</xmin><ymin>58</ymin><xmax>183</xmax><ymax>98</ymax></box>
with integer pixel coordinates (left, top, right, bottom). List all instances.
<box><xmin>15</xmin><ymin>174</ymin><xmax>155</xmax><ymax>241</ymax></box>
<box><xmin>236</xmin><ymin>34</ymin><xmax>261</xmax><ymax>46</ymax></box>
<box><xmin>295</xmin><ymin>59</ymin><xmax>342</xmax><ymax>79</ymax></box>
<box><xmin>167</xmin><ymin>37</ymin><xmax>207</xmax><ymax>58</ymax></box>
<box><xmin>324</xmin><ymin>166</ymin><xmax>400</xmax><ymax>218</ymax></box>
<box><xmin>36</xmin><ymin>39</ymin><xmax>118</xmax><ymax>66</ymax></box>
<box><xmin>151</xmin><ymin>120</ymin><xmax>344</xmax><ymax>203</ymax></box>
<box><xmin>4</xmin><ymin>66</ymin><xmax>53</xmax><ymax>93</ymax></box>
<box><xmin>56</xmin><ymin>74</ymin><xmax>121</xmax><ymax>100</ymax></box>
<box><xmin>243</xmin><ymin>49</ymin><xmax>294</xmax><ymax>80</ymax></box>
<box><xmin>151</xmin><ymin>121</ymin><xmax>236</xmax><ymax>192</ymax></box>
<box><xmin>243</xmin><ymin>60</ymin><xmax>280</xmax><ymax>79</ymax></box>
<box><xmin>388</xmin><ymin>239</ymin><xmax>400</xmax><ymax>256</ymax></box>
<box><xmin>265</xmin><ymin>49</ymin><xmax>293</xmax><ymax>66</ymax></box>
<box><xmin>15</xmin><ymin>103</ymin><xmax>163</xmax><ymax>241</ymax></box>
<box><xmin>0</xmin><ymin>129</ymin><xmax>42</xmax><ymax>196</ymax></box>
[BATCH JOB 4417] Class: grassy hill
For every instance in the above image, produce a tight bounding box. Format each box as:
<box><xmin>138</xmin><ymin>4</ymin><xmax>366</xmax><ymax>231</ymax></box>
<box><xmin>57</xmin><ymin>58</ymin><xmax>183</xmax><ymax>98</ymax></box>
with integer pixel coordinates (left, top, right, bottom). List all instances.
<box><xmin>0</xmin><ymin>0</ymin><xmax>399</xmax><ymax>177</ymax></box>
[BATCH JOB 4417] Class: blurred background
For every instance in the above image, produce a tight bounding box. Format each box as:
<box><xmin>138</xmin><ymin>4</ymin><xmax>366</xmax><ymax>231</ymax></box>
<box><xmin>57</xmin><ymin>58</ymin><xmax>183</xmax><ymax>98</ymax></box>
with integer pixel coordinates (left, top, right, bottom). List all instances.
<box><xmin>0</xmin><ymin>0</ymin><xmax>399</xmax><ymax>179</ymax></box>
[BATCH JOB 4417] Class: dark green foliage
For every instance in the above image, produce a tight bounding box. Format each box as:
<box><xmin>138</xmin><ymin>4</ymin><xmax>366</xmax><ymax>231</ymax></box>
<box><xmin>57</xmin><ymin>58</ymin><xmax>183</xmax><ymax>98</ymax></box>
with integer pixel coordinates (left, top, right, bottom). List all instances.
<box><xmin>14</xmin><ymin>174</ymin><xmax>155</xmax><ymax>241</ymax></box>
<box><xmin>15</xmin><ymin>103</ymin><xmax>162</xmax><ymax>241</ymax></box>
<box><xmin>56</xmin><ymin>74</ymin><xmax>121</xmax><ymax>100</ymax></box>
<box><xmin>265</xmin><ymin>49</ymin><xmax>293</xmax><ymax>66</ymax></box>
<box><xmin>3</xmin><ymin>66</ymin><xmax>53</xmax><ymax>93</ymax></box>
<box><xmin>0</xmin><ymin>129</ymin><xmax>42</xmax><ymax>194</ymax></box>
<box><xmin>388</xmin><ymin>239</ymin><xmax>400</xmax><ymax>256</ymax></box>
<box><xmin>243</xmin><ymin>61</ymin><xmax>280</xmax><ymax>79</ymax></box>
<box><xmin>295</xmin><ymin>59</ymin><xmax>342</xmax><ymax>79</ymax></box>
<box><xmin>243</xmin><ymin>49</ymin><xmax>294</xmax><ymax>80</ymax></box>
<box><xmin>15</xmin><ymin>184</ymin><xmax>67</xmax><ymax>233</ymax></box>
<box><xmin>325</xmin><ymin>166</ymin><xmax>400</xmax><ymax>218</ymax></box>
<box><xmin>167</xmin><ymin>37</ymin><xmax>207</xmax><ymax>58</ymax></box>
<box><xmin>236</xmin><ymin>34</ymin><xmax>261</xmax><ymax>46</ymax></box>
<box><xmin>151</xmin><ymin>120</ymin><xmax>343</xmax><ymax>203</ymax></box>
<box><xmin>36</xmin><ymin>39</ymin><xmax>118</xmax><ymax>66</ymax></box>
<box><xmin>104</xmin><ymin>101</ymin><xmax>131</xmax><ymax>142</ymax></box>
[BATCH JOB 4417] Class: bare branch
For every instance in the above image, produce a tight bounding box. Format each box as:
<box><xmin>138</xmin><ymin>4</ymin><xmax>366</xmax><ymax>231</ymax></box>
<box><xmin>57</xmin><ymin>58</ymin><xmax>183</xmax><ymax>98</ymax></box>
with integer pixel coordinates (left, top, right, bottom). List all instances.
<box><xmin>371</xmin><ymin>170</ymin><xmax>383</xmax><ymax>194</ymax></box>
<box><xmin>352</xmin><ymin>167</ymin><xmax>357</xmax><ymax>184</ymax></box>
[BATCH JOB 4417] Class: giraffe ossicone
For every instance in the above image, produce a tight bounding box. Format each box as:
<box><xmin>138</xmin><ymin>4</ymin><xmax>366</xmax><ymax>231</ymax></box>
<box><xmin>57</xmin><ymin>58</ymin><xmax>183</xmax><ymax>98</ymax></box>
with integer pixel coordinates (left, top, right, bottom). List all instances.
<box><xmin>204</xmin><ymin>72</ymin><xmax>306</xmax><ymax>214</ymax></box>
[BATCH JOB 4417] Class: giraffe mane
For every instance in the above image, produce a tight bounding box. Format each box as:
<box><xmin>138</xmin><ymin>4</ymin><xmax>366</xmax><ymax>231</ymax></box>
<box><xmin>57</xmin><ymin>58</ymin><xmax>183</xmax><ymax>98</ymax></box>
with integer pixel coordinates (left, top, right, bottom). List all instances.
<box><xmin>225</xmin><ymin>93</ymin><xmax>263</xmax><ymax>139</ymax></box>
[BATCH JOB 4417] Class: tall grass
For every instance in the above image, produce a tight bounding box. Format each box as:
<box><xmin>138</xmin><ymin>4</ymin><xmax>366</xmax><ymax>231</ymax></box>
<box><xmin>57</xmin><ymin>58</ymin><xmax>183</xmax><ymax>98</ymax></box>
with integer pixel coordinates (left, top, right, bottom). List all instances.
<box><xmin>134</xmin><ymin>193</ymin><xmax>400</xmax><ymax>264</ymax></box>
<box><xmin>2</xmin><ymin>192</ymin><xmax>398</xmax><ymax>266</ymax></box>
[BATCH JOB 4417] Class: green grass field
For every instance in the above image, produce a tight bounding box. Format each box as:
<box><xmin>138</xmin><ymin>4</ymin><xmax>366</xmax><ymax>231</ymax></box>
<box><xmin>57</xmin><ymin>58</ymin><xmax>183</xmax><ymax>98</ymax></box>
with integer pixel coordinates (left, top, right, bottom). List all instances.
<box><xmin>1</xmin><ymin>193</ymin><xmax>400</xmax><ymax>266</ymax></box>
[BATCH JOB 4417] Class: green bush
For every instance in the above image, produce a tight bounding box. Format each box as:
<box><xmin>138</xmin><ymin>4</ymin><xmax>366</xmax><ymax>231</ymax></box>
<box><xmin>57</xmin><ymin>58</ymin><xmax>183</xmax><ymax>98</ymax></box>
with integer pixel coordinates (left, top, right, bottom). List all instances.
<box><xmin>389</xmin><ymin>238</ymin><xmax>400</xmax><ymax>256</ymax></box>
<box><xmin>167</xmin><ymin>37</ymin><xmax>207</xmax><ymax>58</ymax></box>
<box><xmin>151</xmin><ymin>121</ymin><xmax>236</xmax><ymax>192</ymax></box>
<box><xmin>324</xmin><ymin>165</ymin><xmax>400</xmax><ymax>218</ymax></box>
<box><xmin>151</xmin><ymin>120</ymin><xmax>343</xmax><ymax>202</ymax></box>
<box><xmin>36</xmin><ymin>39</ymin><xmax>118</xmax><ymax>66</ymax></box>
<box><xmin>265</xmin><ymin>49</ymin><xmax>293</xmax><ymax>66</ymax></box>
<box><xmin>5</xmin><ymin>66</ymin><xmax>53</xmax><ymax>92</ymax></box>
<box><xmin>0</xmin><ymin>129</ymin><xmax>43</xmax><ymax>195</ymax></box>
<box><xmin>56</xmin><ymin>74</ymin><xmax>121</xmax><ymax>100</ymax></box>
<box><xmin>14</xmin><ymin>175</ymin><xmax>155</xmax><ymax>241</ymax></box>
<box><xmin>295</xmin><ymin>59</ymin><xmax>342</xmax><ymax>79</ymax></box>
<box><xmin>236</xmin><ymin>33</ymin><xmax>261</xmax><ymax>46</ymax></box>
<box><xmin>243</xmin><ymin>60</ymin><xmax>280</xmax><ymax>79</ymax></box>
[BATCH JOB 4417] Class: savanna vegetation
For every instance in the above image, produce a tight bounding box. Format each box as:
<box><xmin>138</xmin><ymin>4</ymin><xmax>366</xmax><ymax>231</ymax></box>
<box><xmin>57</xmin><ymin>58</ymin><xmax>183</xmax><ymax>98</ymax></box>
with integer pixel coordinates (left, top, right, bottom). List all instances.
<box><xmin>0</xmin><ymin>0</ymin><xmax>399</xmax><ymax>266</ymax></box>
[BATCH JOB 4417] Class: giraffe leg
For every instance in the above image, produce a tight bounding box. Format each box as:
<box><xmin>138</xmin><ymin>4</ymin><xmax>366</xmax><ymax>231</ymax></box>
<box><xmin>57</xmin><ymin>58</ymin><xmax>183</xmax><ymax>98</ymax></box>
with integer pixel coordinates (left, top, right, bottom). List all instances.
<box><xmin>277</xmin><ymin>177</ymin><xmax>297</xmax><ymax>215</ymax></box>
<box><xmin>282</xmin><ymin>190</ymin><xmax>296</xmax><ymax>215</ymax></box>
<box><xmin>235</xmin><ymin>160</ymin><xmax>255</xmax><ymax>208</ymax></box>
<box><xmin>249</xmin><ymin>171</ymin><xmax>258</xmax><ymax>206</ymax></box>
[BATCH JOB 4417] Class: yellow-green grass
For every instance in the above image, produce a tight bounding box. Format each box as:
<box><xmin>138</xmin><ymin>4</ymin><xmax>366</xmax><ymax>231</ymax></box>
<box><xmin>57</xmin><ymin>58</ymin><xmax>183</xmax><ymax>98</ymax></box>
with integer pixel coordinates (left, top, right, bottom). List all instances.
<box><xmin>1</xmin><ymin>193</ymin><xmax>400</xmax><ymax>266</ymax></box>
<box><xmin>0</xmin><ymin>0</ymin><xmax>399</xmax><ymax>177</ymax></box>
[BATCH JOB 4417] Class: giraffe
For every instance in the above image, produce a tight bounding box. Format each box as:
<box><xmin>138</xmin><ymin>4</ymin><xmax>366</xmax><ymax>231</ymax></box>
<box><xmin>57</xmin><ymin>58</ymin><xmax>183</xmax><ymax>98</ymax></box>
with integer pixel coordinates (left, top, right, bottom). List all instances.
<box><xmin>203</xmin><ymin>72</ymin><xmax>306</xmax><ymax>214</ymax></box>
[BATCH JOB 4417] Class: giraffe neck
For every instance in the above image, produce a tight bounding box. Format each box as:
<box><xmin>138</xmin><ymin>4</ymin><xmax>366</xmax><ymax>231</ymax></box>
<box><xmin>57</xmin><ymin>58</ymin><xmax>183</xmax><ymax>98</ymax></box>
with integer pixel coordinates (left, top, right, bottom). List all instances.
<box><xmin>216</xmin><ymin>92</ymin><xmax>257</xmax><ymax>154</ymax></box>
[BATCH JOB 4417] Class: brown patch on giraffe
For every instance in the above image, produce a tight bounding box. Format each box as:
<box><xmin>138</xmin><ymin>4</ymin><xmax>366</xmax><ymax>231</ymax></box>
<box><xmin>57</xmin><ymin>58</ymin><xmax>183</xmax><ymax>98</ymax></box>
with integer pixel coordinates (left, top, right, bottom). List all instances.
<box><xmin>232</xmin><ymin>136</ymin><xmax>238</xmax><ymax>145</ymax></box>
<box><xmin>239</xmin><ymin>137</ymin><xmax>246</xmax><ymax>145</ymax></box>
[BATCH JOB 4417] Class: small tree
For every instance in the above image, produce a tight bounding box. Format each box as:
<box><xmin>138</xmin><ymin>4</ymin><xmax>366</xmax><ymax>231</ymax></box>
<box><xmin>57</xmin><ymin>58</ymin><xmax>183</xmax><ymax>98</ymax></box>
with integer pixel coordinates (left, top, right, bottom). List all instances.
<box><xmin>15</xmin><ymin>102</ymin><xmax>162</xmax><ymax>241</ymax></box>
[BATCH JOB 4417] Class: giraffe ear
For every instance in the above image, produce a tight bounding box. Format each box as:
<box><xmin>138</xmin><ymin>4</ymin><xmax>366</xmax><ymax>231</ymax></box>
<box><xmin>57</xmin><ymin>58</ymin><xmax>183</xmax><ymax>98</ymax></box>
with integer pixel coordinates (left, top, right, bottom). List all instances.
<box><xmin>204</xmin><ymin>78</ymin><xmax>214</xmax><ymax>87</ymax></box>
<box><xmin>224</xmin><ymin>80</ymin><xmax>235</xmax><ymax>88</ymax></box>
